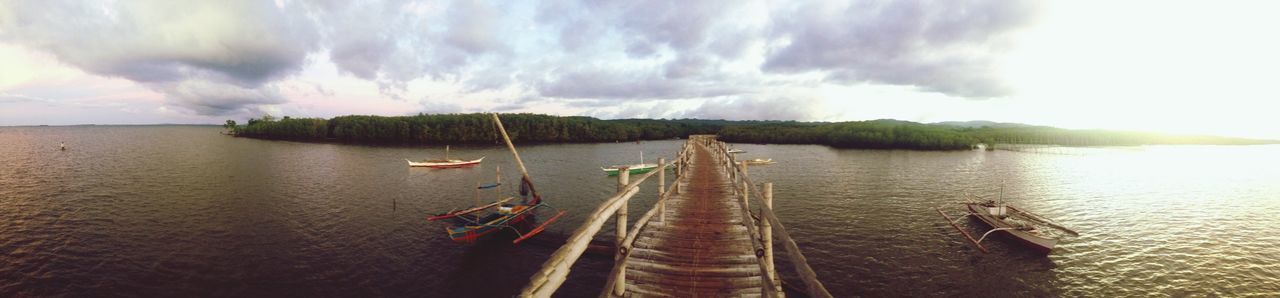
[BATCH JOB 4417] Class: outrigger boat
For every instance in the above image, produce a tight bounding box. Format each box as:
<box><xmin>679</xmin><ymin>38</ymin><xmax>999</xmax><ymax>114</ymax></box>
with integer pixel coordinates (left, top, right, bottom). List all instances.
<box><xmin>936</xmin><ymin>186</ymin><xmax>1078</xmax><ymax>254</ymax></box>
<box><xmin>602</xmin><ymin>151</ymin><xmax>658</xmax><ymax>176</ymax></box>
<box><xmin>727</xmin><ymin>148</ymin><xmax>746</xmax><ymax>154</ymax></box>
<box><xmin>407</xmin><ymin>145</ymin><xmax>484</xmax><ymax>168</ymax></box>
<box><xmin>426</xmin><ymin>114</ymin><xmax>566</xmax><ymax>244</ymax></box>
<box><xmin>744</xmin><ymin>158</ymin><xmax>774</xmax><ymax>165</ymax></box>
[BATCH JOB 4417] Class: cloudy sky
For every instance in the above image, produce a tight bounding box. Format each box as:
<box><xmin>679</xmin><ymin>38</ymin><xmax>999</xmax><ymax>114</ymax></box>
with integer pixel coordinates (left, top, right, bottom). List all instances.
<box><xmin>2</xmin><ymin>0</ymin><xmax>1278</xmax><ymax>139</ymax></box>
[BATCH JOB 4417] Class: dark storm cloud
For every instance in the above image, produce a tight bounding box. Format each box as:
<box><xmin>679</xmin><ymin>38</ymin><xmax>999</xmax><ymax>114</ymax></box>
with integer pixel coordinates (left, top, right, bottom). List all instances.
<box><xmin>162</xmin><ymin>81</ymin><xmax>287</xmax><ymax>116</ymax></box>
<box><xmin>1</xmin><ymin>1</ymin><xmax>318</xmax><ymax>87</ymax></box>
<box><xmin>308</xmin><ymin>0</ymin><xmax>510</xmax><ymax>97</ymax></box>
<box><xmin>532</xmin><ymin>0</ymin><xmax>756</xmax><ymax>100</ymax></box>
<box><xmin>0</xmin><ymin>0</ymin><xmax>318</xmax><ymax>115</ymax></box>
<box><xmin>532</xmin><ymin>0</ymin><xmax>1038</xmax><ymax>104</ymax></box>
<box><xmin>1</xmin><ymin>0</ymin><xmax>1042</xmax><ymax>120</ymax></box>
<box><xmin>764</xmin><ymin>0</ymin><xmax>1040</xmax><ymax>98</ymax></box>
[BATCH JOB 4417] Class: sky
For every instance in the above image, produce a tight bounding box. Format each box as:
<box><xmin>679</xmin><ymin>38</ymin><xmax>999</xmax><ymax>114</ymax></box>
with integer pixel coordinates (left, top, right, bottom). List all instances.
<box><xmin>1</xmin><ymin>0</ymin><xmax>1278</xmax><ymax>139</ymax></box>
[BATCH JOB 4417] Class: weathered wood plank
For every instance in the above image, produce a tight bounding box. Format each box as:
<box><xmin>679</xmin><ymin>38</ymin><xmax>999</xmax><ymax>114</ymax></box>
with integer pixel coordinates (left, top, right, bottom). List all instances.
<box><xmin>613</xmin><ymin>137</ymin><xmax>771</xmax><ymax>297</ymax></box>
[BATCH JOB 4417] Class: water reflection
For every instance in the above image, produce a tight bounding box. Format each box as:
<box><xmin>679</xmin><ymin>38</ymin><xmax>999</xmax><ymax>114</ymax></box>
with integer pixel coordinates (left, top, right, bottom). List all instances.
<box><xmin>1</xmin><ymin>126</ymin><xmax>1277</xmax><ymax>296</ymax></box>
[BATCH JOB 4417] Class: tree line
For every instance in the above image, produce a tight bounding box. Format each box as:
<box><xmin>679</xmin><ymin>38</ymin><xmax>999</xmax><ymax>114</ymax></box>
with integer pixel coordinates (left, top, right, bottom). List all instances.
<box><xmin>229</xmin><ymin>113</ymin><xmax>1275</xmax><ymax>150</ymax></box>
<box><xmin>232</xmin><ymin>113</ymin><xmax>724</xmax><ymax>144</ymax></box>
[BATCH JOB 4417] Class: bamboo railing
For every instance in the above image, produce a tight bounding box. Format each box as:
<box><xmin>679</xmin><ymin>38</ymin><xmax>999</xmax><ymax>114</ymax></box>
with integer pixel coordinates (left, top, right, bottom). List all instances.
<box><xmin>519</xmin><ymin>139</ymin><xmax>694</xmax><ymax>297</ymax></box>
<box><xmin>519</xmin><ymin>136</ymin><xmax>830</xmax><ymax>297</ymax></box>
<box><xmin>712</xmin><ymin>138</ymin><xmax>834</xmax><ymax>298</ymax></box>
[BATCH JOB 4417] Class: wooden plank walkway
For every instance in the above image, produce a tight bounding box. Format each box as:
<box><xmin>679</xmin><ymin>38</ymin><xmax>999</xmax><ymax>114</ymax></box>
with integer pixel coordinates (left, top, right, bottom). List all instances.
<box><xmin>622</xmin><ymin>139</ymin><xmax>764</xmax><ymax>297</ymax></box>
<box><xmin>520</xmin><ymin>135</ymin><xmax>828</xmax><ymax>298</ymax></box>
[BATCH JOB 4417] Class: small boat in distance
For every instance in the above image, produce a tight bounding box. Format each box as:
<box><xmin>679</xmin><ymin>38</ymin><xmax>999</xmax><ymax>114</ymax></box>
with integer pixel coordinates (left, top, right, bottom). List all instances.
<box><xmin>727</xmin><ymin>148</ymin><xmax>746</xmax><ymax>154</ymax></box>
<box><xmin>602</xmin><ymin>151</ymin><xmax>658</xmax><ymax>176</ymax></box>
<box><xmin>936</xmin><ymin>186</ymin><xmax>1078</xmax><ymax>255</ymax></box>
<box><xmin>745</xmin><ymin>158</ymin><xmax>774</xmax><ymax>165</ymax></box>
<box><xmin>407</xmin><ymin>145</ymin><xmax>483</xmax><ymax>168</ymax></box>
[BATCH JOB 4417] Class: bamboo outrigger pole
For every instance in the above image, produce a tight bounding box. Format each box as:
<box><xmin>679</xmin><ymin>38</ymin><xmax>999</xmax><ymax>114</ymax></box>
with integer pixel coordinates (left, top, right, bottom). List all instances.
<box><xmin>936</xmin><ymin>207</ymin><xmax>989</xmax><ymax>253</ymax></box>
<box><xmin>1007</xmin><ymin>206</ymin><xmax>1079</xmax><ymax>235</ymax></box>
<box><xmin>491</xmin><ymin>113</ymin><xmax>533</xmax><ymax>184</ymax></box>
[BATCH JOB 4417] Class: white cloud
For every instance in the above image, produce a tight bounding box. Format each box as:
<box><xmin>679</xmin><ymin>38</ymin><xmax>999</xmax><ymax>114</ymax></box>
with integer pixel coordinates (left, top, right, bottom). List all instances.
<box><xmin>4</xmin><ymin>0</ymin><xmax>1277</xmax><ymax>139</ymax></box>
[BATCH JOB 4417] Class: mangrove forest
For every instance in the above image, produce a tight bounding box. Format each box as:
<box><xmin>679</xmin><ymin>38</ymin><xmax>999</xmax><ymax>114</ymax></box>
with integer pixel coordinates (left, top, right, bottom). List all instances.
<box><xmin>229</xmin><ymin>113</ymin><xmax>1276</xmax><ymax>150</ymax></box>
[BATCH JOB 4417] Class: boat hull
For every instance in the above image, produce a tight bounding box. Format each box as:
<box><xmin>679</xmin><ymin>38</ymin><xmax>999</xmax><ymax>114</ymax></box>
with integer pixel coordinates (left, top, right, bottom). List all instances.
<box><xmin>601</xmin><ymin>164</ymin><xmax>659</xmax><ymax>176</ymax></box>
<box><xmin>966</xmin><ymin>203</ymin><xmax>1058</xmax><ymax>254</ymax></box>
<box><xmin>445</xmin><ymin>205</ymin><xmax>537</xmax><ymax>243</ymax></box>
<box><xmin>407</xmin><ymin>156</ymin><xmax>484</xmax><ymax>168</ymax></box>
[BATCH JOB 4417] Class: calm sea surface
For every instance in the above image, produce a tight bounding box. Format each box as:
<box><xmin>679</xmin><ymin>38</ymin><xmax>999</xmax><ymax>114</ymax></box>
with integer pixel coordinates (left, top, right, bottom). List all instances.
<box><xmin>2</xmin><ymin>126</ymin><xmax>1278</xmax><ymax>297</ymax></box>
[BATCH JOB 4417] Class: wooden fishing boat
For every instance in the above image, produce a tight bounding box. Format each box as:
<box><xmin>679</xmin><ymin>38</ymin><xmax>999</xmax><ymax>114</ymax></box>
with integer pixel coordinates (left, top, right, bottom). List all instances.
<box><xmin>407</xmin><ymin>145</ymin><xmax>483</xmax><ymax>168</ymax></box>
<box><xmin>426</xmin><ymin>114</ymin><xmax>565</xmax><ymax>244</ymax></box>
<box><xmin>744</xmin><ymin>158</ymin><xmax>774</xmax><ymax>165</ymax></box>
<box><xmin>406</xmin><ymin>157</ymin><xmax>484</xmax><ymax>168</ymax></box>
<box><xmin>602</xmin><ymin>151</ymin><xmax>658</xmax><ymax>176</ymax></box>
<box><xmin>601</xmin><ymin>163</ymin><xmax>658</xmax><ymax>176</ymax></box>
<box><xmin>727</xmin><ymin>148</ymin><xmax>746</xmax><ymax>154</ymax></box>
<box><xmin>936</xmin><ymin>188</ymin><xmax>1077</xmax><ymax>255</ymax></box>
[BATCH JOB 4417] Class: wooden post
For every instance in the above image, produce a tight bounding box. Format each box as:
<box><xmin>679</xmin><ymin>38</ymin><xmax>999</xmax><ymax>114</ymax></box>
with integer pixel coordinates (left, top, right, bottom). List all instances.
<box><xmin>762</xmin><ymin>182</ymin><xmax>780</xmax><ymax>294</ymax></box>
<box><xmin>614</xmin><ymin>167</ymin><xmax>629</xmax><ymax>296</ymax></box>
<box><xmin>741</xmin><ymin>161</ymin><xmax>749</xmax><ymax>210</ymax></box>
<box><xmin>658</xmin><ymin>158</ymin><xmax>666</xmax><ymax>224</ymax></box>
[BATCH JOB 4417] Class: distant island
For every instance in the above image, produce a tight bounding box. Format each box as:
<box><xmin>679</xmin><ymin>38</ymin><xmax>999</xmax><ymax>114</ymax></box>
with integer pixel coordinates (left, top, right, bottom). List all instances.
<box><xmin>225</xmin><ymin>113</ymin><xmax>1277</xmax><ymax>150</ymax></box>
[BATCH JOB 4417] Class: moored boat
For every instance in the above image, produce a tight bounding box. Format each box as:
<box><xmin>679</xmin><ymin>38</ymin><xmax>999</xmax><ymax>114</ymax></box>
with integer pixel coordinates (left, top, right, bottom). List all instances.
<box><xmin>964</xmin><ymin>201</ymin><xmax>1059</xmax><ymax>254</ymax></box>
<box><xmin>744</xmin><ymin>158</ymin><xmax>774</xmax><ymax>165</ymax></box>
<box><xmin>602</xmin><ymin>151</ymin><xmax>660</xmax><ymax>176</ymax></box>
<box><xmin>407</xmin><ymin>156</ymin><xmax>484</xmax><ymax>168</ymax></box>
<box><xmin>407</xmin><ymin>145</ymin><xmax>483</xmax><ymax>168</ymax></box>
<box><xmin>936</xmin><ymin>188</ymin><xmax>1078</xmax><ymax>255</ymax></box>
<box><xmin>601</xmin><ymin>163</ymin><xmax>658</xmax><ymax>176</ymax></box>
<box><xmin>426</xmin><ymin>114</ymin><xmax>566</xmax><ymax>244</ymax></box>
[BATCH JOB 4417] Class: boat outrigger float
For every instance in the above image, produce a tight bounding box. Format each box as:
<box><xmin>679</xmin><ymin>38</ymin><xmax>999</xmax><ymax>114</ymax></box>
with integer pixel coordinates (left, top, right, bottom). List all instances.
<box><xmin>936</xmin><ymin>187</ymin><xmax>1078</xmax><ymax>254</ymax></box>
<box><xmin>426</xmin><ymin>114</ymin><xmax>566</xmax><ymax>244</ymax></box>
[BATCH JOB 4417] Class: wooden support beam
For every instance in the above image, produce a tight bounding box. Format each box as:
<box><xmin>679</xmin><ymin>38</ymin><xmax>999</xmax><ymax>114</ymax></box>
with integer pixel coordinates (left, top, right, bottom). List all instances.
<box><xmin>729</xmin><ymin>172</ymin><xmax>780</xmax><ymax>298</ymax></box>
<box><xmin>658</xmin><ymin>158</ymin><xmax>666</xmax><ymax>224</ymax></box>
<box><xmin>522</xmin><ymin>161</ymin><xmax>667</xmax><ymax>297</ymax></box>
<box><xmin>739</xmin><ymin>172</ymin><xmax>833</xmax><ymax>298</ymax></box>
<box><xmin>762</xmin><ymin>183</ymin><xmax>780</xmax><ymax>295</ymax></box>
<box><xmin>741</xmin><ymin>161</ymin><xmax>749</xmax><ymax>211</ymax></box>
<box><xmin>614</xmin><ymin>168</ymin><xmax>629</xmax><ymax>296</ymax></box>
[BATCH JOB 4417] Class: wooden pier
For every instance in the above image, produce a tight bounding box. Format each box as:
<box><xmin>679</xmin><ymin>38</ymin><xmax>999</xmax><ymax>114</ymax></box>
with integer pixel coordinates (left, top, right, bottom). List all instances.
<box><xmin>519</xmin><ymin>135</ymin><xmax>832</xmax><ymax>297</ymax></box>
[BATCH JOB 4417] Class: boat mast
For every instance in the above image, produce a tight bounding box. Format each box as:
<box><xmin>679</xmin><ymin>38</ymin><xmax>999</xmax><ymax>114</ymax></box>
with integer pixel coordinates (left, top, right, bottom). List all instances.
<box><xmin>445</xmin><ymin>145</ymin><xmax>450</xmax><ymax>160</ymax></box>
<box><xmin>999</xmin><ymin>182</ymin><xmax>1004</xmax><ymax>206</ymax></box>
<box><xmin>491</xmin><ymin>113</ymin><xmax>535</xmax><ymax>193</ymax></box>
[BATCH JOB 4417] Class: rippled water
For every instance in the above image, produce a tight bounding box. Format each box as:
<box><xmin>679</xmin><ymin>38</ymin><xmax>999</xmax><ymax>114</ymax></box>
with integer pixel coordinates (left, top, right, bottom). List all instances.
<box><xmin>2</xmin><ymin>126</ymin><xmax>1278</xmax><ymax>296</ymax></box>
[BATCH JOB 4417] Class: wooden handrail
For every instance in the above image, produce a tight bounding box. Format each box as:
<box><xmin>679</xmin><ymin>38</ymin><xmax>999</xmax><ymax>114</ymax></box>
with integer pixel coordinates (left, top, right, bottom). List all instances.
<box><xmin>598</xmin><ymin>168</ymin><xmax>680</xmax><ymax>297</ymax></box>
<box><xmin>722</xmin><ymin>141</ymin><xmax>834</xmax><ymax>298</ymax></box>
<box><xmin>728</xmin><ymin>162</ymin><xmax>781</xmax><ymax>298</ymax></box>
<box><xmin>521</xmin><ymin>155</ymin><xmax>682</xmax><ymax>297</ymax></box>
<box><xmin>523</xmin><ymin>136</ymin><xmax>831</xmax><ymax>298</ymax></box>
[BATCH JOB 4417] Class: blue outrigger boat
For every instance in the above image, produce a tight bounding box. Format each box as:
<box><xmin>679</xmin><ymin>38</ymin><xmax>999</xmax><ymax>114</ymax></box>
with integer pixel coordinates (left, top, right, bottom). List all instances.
<box><xmin>427</xmin><ymin>114</ymin><xmax>565</xmax><ymax>244</ymax></box>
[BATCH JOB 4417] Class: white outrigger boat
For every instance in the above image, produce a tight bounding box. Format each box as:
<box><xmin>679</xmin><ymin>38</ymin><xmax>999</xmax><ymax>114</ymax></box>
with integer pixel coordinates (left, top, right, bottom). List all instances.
<box><xmin>936</xmin><ymin>187</ymin><xmax>1078</xmax><ymax>255</ymax></box>
<box><xmin>407</xmin><ymin>145</ymin><xmax>484</xmax><ymax>168</ymax></box>
<box><xmin>744</xmin><ymin>158</ymin><xmax>774</xmax><ymax>165</ymax></box>
<box><xmin>601</xmin><ymin>151</ymin><xmax>658</xmax><ymax>176</ymax></box>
